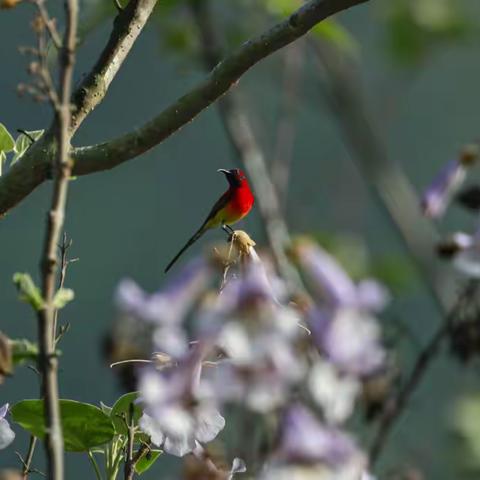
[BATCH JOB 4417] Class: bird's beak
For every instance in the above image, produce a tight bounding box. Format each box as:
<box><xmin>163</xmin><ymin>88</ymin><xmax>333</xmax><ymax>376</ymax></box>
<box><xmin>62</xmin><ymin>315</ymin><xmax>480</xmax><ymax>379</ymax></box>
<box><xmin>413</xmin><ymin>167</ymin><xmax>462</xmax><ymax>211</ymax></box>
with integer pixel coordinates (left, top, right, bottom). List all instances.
<box><xmin>217</xmin><ymin>169</ymin><xmax>230</xmax><ymax>175</ymax></box>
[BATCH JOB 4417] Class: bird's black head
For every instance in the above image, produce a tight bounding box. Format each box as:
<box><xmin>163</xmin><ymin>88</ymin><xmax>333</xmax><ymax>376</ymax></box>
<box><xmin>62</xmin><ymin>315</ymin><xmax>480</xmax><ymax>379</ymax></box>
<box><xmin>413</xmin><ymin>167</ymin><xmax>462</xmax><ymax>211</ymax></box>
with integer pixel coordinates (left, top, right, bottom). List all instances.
<box><xmin>217</xmin><ymin>168</ymin><xmax>247</xmax><ymax>188</ymax></box>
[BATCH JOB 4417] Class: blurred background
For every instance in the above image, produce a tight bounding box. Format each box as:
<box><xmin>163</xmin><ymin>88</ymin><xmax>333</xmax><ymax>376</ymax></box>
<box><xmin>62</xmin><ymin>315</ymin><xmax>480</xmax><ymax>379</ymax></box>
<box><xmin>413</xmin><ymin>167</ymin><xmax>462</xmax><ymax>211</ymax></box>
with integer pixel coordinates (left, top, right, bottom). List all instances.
<box><xmin>2</xmin><ymin>0</ymin><xmax>480</xmax><ymax>478</ymax></box>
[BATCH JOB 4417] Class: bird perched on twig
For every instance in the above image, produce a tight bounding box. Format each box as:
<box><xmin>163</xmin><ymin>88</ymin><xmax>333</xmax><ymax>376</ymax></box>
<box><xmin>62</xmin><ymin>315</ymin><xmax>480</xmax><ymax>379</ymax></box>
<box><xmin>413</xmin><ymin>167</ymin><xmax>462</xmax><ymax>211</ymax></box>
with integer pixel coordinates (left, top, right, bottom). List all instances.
<box><xmin>164</xmin><ymin>168</ymin><xmax>255</xmax><ymax>272</ymax></box>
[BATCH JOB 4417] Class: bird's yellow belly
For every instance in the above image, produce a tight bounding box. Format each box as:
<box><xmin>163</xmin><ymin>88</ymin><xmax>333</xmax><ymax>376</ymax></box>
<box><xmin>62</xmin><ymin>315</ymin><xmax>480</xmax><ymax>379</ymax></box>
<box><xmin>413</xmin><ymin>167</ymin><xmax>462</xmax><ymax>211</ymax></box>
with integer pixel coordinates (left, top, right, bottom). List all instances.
<box><xmin>205</xmin><ymin>205</ymin><xmax>246</xmax><ymax>229</ymax></box>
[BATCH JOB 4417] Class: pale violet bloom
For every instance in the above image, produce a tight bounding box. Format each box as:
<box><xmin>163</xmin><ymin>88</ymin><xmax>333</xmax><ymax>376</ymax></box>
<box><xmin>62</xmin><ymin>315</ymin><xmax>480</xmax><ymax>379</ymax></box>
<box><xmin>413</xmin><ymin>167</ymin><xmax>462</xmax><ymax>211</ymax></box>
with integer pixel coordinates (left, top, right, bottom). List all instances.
<box><xmin>259</xmin><ymin>405</ymin><xmax>367</xmax><ymax>480</ymax></box>
<box><xmin>115</xmin><ymin>258</ymin><xmax>211</xmax><ymax>356</ymax></box>
<box><xmin>421</xmin><ymin>158</ymin><xmax>467</xmax><ymax>218</ymax></box>
<box><xmin>137</xmin><ymin>347</ymin><xmax>225</xmax><ymax>457</ymax></box>
<box><xmin>277</xmin><ymin>405</ymin><xmax>359</xmax><ymax>466</ymax></box>
<box><xmin>309</xmin><ymin>307</ymin><xmax>385</xmax><ymax>376</ymax></box>
<box><xmin>198</xmin><ymin>263</ymin><xmax>306</xmax><ymax>411</ymax></box>
<box><xmin>296</xmin><ymin>243</ymin><xmax>389</xmax><ymax>312</ymax></box>
<box><xmin>0</xmin><ymin>403</ymin><xmax>15</xmax><ymax>450</ymax></box>
<box><xmin>308</xmin><ymin>361</ymin><xmax>360</xmax><ymax>424</ymax></box>
<box><xmin>115</xmin><ymin>257</ymin><xmax>211</xmax><ymax>325</ymax></box>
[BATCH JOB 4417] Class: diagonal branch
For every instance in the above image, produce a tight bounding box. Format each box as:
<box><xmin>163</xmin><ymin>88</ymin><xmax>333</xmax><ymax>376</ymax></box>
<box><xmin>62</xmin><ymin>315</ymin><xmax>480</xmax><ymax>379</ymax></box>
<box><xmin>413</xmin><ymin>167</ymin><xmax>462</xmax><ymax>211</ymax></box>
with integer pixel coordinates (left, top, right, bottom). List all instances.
<box><xmin>310</xmin><ymin>40</ymin><xmax>455</xmax><ymax>312</ymax></box>
<box><xmin>72</xmin><ymin>0</ymin><xmax>368</xmax><ymax>175</ymax></box>
<box><xmin>70</xmin><ymin>0</ymin><xmax>158</xmax><ymax>133</ymax></box>
<box><xmin>0</xmin><ymin>0</ymin><xmax>368</xmax><ymax>219</ymax></box>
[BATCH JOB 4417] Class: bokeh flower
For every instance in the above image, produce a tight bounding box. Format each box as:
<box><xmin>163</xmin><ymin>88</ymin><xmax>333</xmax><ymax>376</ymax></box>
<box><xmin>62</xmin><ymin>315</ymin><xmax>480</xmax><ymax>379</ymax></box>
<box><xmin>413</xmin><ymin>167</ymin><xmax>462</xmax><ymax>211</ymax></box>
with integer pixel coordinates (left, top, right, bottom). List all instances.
<box><xmin>138</xmin><ymin>347</ymin><xmax>225</xmax><ymax>457</ymax></box>
<box><xmin>0</xmin><ymin>403</ymin><xmax>15</xmax><ymax>450</ymax></box>
<box><xmin>421</xmin><ymin>146</ymin><xmax>477</xmax><ymax>219</ymax></box>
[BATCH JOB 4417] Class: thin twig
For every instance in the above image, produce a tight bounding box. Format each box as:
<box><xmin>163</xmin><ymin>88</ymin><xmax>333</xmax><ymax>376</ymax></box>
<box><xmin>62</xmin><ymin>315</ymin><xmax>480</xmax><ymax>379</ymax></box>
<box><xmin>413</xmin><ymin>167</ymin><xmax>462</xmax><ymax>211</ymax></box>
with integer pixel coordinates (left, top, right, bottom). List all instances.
<box><xmin>70</xmin><ymin>0</ymin><xmax>158</xmax><ymax>133</ymax></box>
<box><xmin>16</xmin><ymin>437</ymin><xmax>44</xmax><ymax>479</ymax></box>
<box><xmin>110</xmin><ymin>359</ymin><xmax>152</xmax><ymax>368</ymax></box>
<box><xmin>36</xmin><ymin>1</ymin><xmax>78</xmax><ymax>479</ymax></box>
<box><xmin>369</xmin><ymin>282</ymin><xmax>478</xmax><ymax>465</ymax></box>
<box><xmin>310</xmin><ymin>40</ymin><xmax>455</xmax><ymax>312</ymax></box>
<box><xmin>36</xmin><ymin>22</ymin><xmax>60</xmax><ymax>108</ymax></box>
<box><xmin>30</xmin><ymin>0</ymin><xmax>62</xmax><ymax>49</ymax></box>
<box><xmin>271</xmin><ymin>42</ymin><xmax>305</xmax><ymax>208</ymax></box>
<box><xmin>52</xmin><ymin>232</ymin><xmax>77</xmax><ymax>345</ymax></box>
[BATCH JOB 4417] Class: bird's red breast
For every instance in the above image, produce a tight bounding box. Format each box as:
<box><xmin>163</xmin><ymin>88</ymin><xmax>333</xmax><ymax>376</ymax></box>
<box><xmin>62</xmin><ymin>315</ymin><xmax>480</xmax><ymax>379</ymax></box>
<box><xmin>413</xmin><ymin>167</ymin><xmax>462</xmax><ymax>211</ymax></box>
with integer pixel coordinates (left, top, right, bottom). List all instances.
<box><xmin>225</xmin><ymin>175</ymin><xmax>255</xmax><ymax>221</ymax></box>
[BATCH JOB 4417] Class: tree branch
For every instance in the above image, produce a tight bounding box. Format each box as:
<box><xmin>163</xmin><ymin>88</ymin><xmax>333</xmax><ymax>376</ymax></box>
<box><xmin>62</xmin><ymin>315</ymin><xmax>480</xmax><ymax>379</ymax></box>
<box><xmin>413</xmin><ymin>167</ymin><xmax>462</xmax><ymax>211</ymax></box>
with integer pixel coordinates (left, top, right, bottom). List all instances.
<box><xmin>0</xmin><ymin>0</ymin><xmax>368</xmax><ymax>218</ymax></box>
<box><xmin>369</xmin><ymin>282</ymin><xmax>478</xmax><ymax>466</ymax></box>
<box><xmin>37</xmin><ymin>1</ymin><xmax>78</xmax><ymax>478</ymax></box>
<box><xmin>310</xmin><ymin>40</ymin><xmax>455</xmax><ymax>312</ymax></box>
<box><xmin>70</xmin><ymin>0</ymin><xmax>158</xmax><ymax>133</ymax></box>
<box><xmin>271</xmin><ymin>42</ymin><xmax>305</xmax><ymax>208</ymax></box>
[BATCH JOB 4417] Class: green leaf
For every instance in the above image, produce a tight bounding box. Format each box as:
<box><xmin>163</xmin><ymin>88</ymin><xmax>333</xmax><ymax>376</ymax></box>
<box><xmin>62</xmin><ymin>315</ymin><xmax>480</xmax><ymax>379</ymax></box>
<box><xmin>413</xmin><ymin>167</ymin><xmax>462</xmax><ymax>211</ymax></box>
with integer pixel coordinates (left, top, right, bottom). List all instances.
<box><xmin>13</xmin><ymin>273</ymin><xmax>44</xmax><ymax>311</ymax></box>
<box><xmin>311</xmin><ymin>20</ymin><xmax>358</xmax><ymax>56</ymax></box>
<box><xmin>135</xmin><ymin>450</ymin><xmax>162</xmax><ymax>474</ymax></box>
<box><xmin>11</xmin><ymin>339</ymin><xmax>39</xmax><ymax>366</ymax></box>
<box><xmin>53</xmin><ymin>288</ymin><xmax>75</xmax><ymax>309</ymax></box>
<box><xmin>11</xmin><ymin>130</ymin><xmax>44</xmax><ymax>165</ymax></box>
<box><xmin>100</xmin><ymin>402</ymin><xmax>112</xmax><ymax>416</ymax></box>
<box><xmin>11</xmin><ymin>399</ymin><xmax>115</xmax><ymax>452</ymax></box>
<box><xmin>111</xmin><ymin>392</ymin><xmax>143</xmax><ymax>435</ymax></box>
<box><xmin>0</xmin><ymin>151</ymin><xmax>6</xmax><ymax>176</ymax></box>
<box><xmin>0</xmin><ymin>123</ymin><xmax>15</xmax><ymax>153</ymax></box>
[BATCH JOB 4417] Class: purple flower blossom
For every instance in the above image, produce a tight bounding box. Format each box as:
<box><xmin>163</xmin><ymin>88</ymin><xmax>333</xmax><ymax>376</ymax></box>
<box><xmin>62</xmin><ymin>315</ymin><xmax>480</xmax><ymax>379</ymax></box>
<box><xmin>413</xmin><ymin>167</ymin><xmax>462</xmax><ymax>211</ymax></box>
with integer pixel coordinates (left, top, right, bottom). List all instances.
<box><xmin>115</xmin><ymin>258</ymin><xmax>211</xmax><ymax>356</ymax></box>
<box><xmin>296</xmin><ymin>243</ymin><xmax>389</xmax><ymax>312</ymax></box>
<box><xmin>137</xmin><ymin>347</ymin><xmax>225</xmax><ymax>457</ymax></box>
<box><xmin>258</xmin><ymin>405</ymin><xmax>367</xmax><ymax>480</ymax></box>
<box><xmin>421</xmin><ymin>159</ymin><xmax>467</xmax><ymax>218</ymax></box>
<box><xmin>116</xmin><ymin>257</ymin><xmax>211</xmax><ymax>325</ymax></box>
<box><xmin>197</xmin><ymin>263</ymin><xmax>306</xmax><ymax>412</ymax></box>
<box><xmin>309</xmin><ymin>307</ymin><xmax>385</xmax><ymax>376</ymax></box>
<box><xmin>277</xmin><ymin>404</ymin><xmax>360</xmax><ymax>466</ymax></box>
<box><xmin>0</xmin><ymin>403</ymin><xmax>15</xmax><ymax>450</ymax></box>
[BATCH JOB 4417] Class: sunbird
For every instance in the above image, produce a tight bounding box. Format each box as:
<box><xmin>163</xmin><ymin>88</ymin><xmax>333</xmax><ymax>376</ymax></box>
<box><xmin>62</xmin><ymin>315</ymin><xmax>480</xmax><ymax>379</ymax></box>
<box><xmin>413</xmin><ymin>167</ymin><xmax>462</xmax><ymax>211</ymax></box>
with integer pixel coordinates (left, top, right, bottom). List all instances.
<box><xmin>164</xmin><ymin>168</ymin><xmax>255</xmax><ymax>272</ymax></box>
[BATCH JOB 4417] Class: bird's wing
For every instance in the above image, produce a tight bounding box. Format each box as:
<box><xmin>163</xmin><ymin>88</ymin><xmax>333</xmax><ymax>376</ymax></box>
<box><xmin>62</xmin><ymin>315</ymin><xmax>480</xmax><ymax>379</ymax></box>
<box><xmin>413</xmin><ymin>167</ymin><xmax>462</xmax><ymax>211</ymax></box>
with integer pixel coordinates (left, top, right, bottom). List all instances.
<box><xmin>202</xmin><ymin>190</ymin><xmax>232</xmax><ymax>229</ymax></box>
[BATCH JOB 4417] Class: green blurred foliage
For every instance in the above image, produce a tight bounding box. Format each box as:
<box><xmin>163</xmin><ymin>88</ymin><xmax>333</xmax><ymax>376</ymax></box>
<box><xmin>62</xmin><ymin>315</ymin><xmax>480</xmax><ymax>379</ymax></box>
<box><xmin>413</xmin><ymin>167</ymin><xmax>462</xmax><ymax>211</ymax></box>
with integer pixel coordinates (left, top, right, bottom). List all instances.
<box><xmin>11</xmin><ymin>129</ymin><xmax>44</xmax><ymax>166</ymax></box>
<box><xmin>0</xmin><ymin>122</ymin><xmax>15</xmax><ymax>176</ymax></box>
<box><xmin>381</xmin><ymin>0</ymin><xmax>472</xmax><ymax>65</ymax></box>
<box><xmin>451</xmin><ymin>394</ymin><xmax>480</xmax><ymax>476</ymax></box>
<box><xmin>310</xmin><ymin>232</ymin><xmax>416</xmax><ymax>293</ymax></box>
<box><xmin>10</xmin><ymin>338</ymin><xmax>38</xmax><ymax>366</ymax></box>
<box><xmin>13</xmin><ymin>272</ymin><xmax>44</xmax><ymax>311</ymax></box>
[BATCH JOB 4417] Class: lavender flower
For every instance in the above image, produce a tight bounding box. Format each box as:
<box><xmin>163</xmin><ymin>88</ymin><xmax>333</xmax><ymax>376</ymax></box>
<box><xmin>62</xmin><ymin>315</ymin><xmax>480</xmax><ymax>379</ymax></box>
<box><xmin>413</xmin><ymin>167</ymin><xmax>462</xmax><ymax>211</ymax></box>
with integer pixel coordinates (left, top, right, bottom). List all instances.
<box><xmin>116</xmin><ymin>257</ymin><xmax>211</xmax><ymax>325</ymax></box>
<box><xmin>310</xmin><ymin>307</ymin><xmax>385</xmax><ymax>376</ymax></box>
<box><xmin>259</xmin><ymin>405</ymin><xmax>367</xmax><ymax>480</ymax></box>
<box><xmin>0</xmin><ymin>403</ymin><xmax>15</xmax><ymax>450</ymax></box>
<box><xmin>296</xmin><ymin>242</ymin><xmax>389</xmax><ymax>312</ymax></box>
<box><xmin>277</xmin><ymin>405</ymin><xmax>359</xmax><ymax>466</ymax></box>
<box><xmin>198</xmin><ymin>263</ymin><xmax>306</xmax><ymax>411</ymax></box>
<box><xmin>420</xmin><ymin>156</ymin><xmax>473</xmax><ymax>219</ymax></box>
<box><xmin>138</xmin><ymin>347</ymin><xmax>225</xmax><ymax>457</ymax></box>
<box><xmin>115</xmin><ymin>258</ymin><xmax>212</xmax><ymax>356</ymax></box>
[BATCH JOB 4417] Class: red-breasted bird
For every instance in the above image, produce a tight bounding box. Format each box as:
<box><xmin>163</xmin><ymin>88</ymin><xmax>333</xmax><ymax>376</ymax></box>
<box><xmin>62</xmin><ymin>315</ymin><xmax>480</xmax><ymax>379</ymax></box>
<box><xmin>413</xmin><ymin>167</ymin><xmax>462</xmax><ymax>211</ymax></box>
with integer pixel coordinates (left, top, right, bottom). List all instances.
<box><xmin>164</xmin><ymin>168</ymin><xmax>255</xmax><ymax>272</ymax></box>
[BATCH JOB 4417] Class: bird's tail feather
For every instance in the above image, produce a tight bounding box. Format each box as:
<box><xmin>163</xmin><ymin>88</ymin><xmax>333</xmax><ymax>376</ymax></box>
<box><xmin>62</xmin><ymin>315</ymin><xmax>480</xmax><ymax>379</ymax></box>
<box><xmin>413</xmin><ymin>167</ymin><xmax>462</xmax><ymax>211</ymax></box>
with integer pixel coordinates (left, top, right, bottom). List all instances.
<box><xmin>164</xmin><ymin>226</ymin><xmax>206</xmax><ymax>273</ymax></box>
